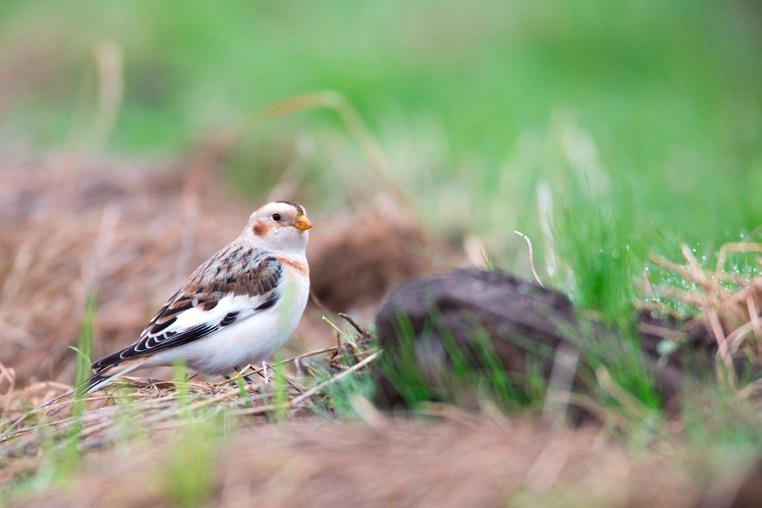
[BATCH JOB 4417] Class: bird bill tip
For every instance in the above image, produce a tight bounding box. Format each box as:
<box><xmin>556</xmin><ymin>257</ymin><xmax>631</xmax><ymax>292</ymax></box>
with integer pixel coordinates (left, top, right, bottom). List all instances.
<box><xmin>293</xmin><ymin>214</ymin><xmax>313</xmax><ymax>231</ymax></box>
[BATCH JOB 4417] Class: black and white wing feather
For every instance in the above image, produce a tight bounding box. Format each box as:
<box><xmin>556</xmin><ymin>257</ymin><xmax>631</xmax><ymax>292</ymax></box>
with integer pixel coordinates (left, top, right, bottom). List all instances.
<box><xmin>91</xmin><ymin>240</ymin><xmax>282</xmax><ymax>374</ymax></box>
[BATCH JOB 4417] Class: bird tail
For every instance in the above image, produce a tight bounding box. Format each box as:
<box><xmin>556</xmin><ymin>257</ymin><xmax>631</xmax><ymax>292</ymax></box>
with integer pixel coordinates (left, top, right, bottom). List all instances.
<box><xmin>84</xmin><ymin>361</ymin><xmax>144</xmax><ymax>395</ymax></box>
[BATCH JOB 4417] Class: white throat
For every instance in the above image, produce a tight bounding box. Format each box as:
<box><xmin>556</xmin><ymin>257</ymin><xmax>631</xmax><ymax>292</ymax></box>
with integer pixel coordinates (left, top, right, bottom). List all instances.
<box><xmin>245</xmin><ymin>229</ymin><xmax>309</xmax><ymax>257</ymax></box>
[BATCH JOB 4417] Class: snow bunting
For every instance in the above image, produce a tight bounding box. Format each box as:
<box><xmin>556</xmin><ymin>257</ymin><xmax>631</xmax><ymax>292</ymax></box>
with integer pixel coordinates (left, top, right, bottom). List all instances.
<box><xmin>86</xmin><ymin>201</ymin><xmax>312</xmax><ymax>393</ymax></box>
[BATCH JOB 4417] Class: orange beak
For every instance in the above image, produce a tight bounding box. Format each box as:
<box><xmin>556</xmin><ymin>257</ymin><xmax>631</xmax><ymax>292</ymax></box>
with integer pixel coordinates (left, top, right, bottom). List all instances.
<box><xmin>293</xmin><ymin>214</ymin><xmax>313</xmax><ymax>231</ymax></box>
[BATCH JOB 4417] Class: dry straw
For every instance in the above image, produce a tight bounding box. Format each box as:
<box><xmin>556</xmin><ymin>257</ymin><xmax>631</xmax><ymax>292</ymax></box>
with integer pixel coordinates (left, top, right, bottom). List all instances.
<box><xmin>1</xmin><ymin>322</ymin><xmax>378</xmax><ymax>458</ymax></box>
<box><xmin>646</xmin><ymin>240</ymin><xmax>762</xmax><ymax>388</ymax></box>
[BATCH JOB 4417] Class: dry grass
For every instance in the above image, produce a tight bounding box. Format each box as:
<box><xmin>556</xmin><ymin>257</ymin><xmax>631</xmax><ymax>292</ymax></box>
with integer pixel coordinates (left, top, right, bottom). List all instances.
<box><xmin>0</xmin><ymin>335</ymin><xmax>378</xmax><ymax>475</ymax></box>
<box><xmin>0</xmin><ymin>154</ymin><xmax>249</xmax><ymax>385</ymax></box>
<box><xmin>645</xmin><ymin>242</ymin><xmax>762</xmax><ymax>389</ymax></box>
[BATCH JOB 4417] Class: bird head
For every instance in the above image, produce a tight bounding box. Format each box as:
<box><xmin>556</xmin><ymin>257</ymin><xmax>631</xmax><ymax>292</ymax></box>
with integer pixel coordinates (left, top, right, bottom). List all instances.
<box><xmin>243</xmin><ymin>201</ymin><xmax>312</xmax><ymax>253</ymax></box>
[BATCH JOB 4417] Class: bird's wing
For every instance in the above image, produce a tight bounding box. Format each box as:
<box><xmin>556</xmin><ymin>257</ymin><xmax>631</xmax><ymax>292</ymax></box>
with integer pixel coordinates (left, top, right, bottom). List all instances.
<box><xmin>91</xmin><ymin>241</ymin><xmax>283</xmax><ymax>372</ymax></box>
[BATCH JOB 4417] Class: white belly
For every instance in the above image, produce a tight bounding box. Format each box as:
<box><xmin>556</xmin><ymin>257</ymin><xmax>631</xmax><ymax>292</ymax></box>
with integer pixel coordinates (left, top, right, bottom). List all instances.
<box><xmin>147</xmin><ymin>265</ymin><xmax>309</xmax><ymax>375</ymax></box>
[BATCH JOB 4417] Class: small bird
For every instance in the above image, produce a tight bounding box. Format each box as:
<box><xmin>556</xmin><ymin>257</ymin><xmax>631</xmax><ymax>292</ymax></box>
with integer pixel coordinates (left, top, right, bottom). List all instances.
<box><xmin>86</xmin><ymin>201</ymin><xmax>312</xmax><ymax>393</ymax></box>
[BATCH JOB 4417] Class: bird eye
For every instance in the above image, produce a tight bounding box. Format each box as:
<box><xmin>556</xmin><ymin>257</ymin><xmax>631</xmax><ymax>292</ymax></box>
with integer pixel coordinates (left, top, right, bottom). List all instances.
<box><xmin>272</xmin><ymin>213</ymin><xmax>281</xmax><ymax>221</ymax></box>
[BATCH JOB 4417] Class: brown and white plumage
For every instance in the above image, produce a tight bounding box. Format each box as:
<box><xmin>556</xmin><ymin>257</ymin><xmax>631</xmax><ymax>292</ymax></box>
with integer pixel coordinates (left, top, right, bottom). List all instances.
<box><xmin>87</xmin><ymin>201</ymin><xmax>312</xmax><ymax>393</ymax></box>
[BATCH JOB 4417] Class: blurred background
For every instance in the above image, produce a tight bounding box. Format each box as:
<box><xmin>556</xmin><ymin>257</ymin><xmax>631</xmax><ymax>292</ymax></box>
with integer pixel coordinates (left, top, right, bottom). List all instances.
<box><xmin>1</xmin><ymin>0</ymin><xmax>761</xmax><ymax>378</ymax></box>
<box><xmin>3</xmin><ymin>0</ymin><xmax>762</xmax><ymax>233</ymax></box>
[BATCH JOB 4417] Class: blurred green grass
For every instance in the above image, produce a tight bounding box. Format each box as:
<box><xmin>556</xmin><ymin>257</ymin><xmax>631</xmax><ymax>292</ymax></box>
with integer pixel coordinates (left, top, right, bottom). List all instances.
<box><xmin>0</xmin><ymin>0</ymin><xmax>760</xmax><ymax>310</ymax></box>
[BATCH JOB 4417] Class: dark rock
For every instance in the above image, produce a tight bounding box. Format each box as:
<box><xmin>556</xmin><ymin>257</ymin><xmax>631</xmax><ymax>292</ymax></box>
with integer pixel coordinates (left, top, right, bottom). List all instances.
<box><xmin>373</xmin><ymin>268</ymin><xmax>717</xmax><ymax>412</ymax></box>
<box><xmin>374</xmin><ymin>268</ymin><xmax>579</xmax><ymax>409</ymax></box>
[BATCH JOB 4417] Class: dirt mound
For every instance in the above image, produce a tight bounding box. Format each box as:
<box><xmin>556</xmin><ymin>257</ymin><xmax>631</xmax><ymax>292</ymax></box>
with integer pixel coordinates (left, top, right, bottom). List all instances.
<box><xmin>309</xmin><ymin>196</ymin><xmax>451</xmax><ymax>315</ymax></box>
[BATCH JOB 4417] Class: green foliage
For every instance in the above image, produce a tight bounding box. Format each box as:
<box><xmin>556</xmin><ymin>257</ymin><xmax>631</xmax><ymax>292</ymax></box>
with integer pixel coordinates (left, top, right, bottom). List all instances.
<box><xmin>172</xmin><ymin>361</ymin><xmax>191</xmax><ymax>413</ymax></box>
<box><xmin>158</xmin><ymin>416</ymin><xmax>224</xmax><ymax>508</ymax></box>
<box><xmin>234</xmin><ymin>376</ymin><xmax>251</xmax><ymax>409</ymax></box>
<box><xmin>554</xmin><ymin>200</ymin><xmax>638</xmax><ymax>325</ymax></box>
<box><xmin>71</xmin><ymin>292</ymin><xmax>97</xmax><ymax>395</ymax></box>
<box><xmin>268</xmin><ymin>356</ymin><xmax>290</xmax><ymax>424</ymax></box>
<box><xmin>315</xmin><ymin>357</ymin><xmax>377</xmax><ymax>419</ymax></box>
<box><xmin>61</xmin><ymin>292</ymin><xmax>98</xmax><ymax>474</ymax></box>
<box><xmin>377</xmin><ymin>311</ymin><xmax>550</xmax><ymax>412</ymax></box>
<box><xmin>375</xmin><ymin>315</ymin><xmax>432</xmax><ymax>410</ymax></box>
<box><xmin>155</xmin><ymin>362</ymin><xmax>226</xmax><ymax>507</ymax></box>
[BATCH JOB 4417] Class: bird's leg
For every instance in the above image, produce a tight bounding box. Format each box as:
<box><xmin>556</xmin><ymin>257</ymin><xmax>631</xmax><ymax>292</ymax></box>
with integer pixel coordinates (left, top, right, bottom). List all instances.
<box><xmin>231</xmin><ymin>366</ymin><xmax>260</xmax><ymax>408</ymax></box>
<box><xmin>262</xmin><ymin>361</ymin><xmax>270</xmax><ymax>385</ymax></box>
<box><xmin>232</xmin><ymin>365</ymin><xmax>256</xmax><ymax>385</ymax></box>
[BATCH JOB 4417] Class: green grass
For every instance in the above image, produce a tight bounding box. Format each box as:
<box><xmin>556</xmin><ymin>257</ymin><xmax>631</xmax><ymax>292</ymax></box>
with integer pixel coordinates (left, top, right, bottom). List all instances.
<box><xmin>71</xmin><ymin>293</ymin><xmax>97</xmax><ymax>396</ymax></box>
<box><xmin>158</xmin><ymin>418</ymin><xmax>222</xmax><ymax>508</ymax></box>
<box><xmin>268</xmin><ymin>355</ymin><xmax>290</xmax><ymax>424</ymax></box>
<box><xmin>159</xmin><ymin>363</ymin><xmax>224</xmax><ymax>508</ymax></box>
<box><xmin>1</xmin><ymin>0</ymin><xmax>759</xmax><ymax>288</ymax></box>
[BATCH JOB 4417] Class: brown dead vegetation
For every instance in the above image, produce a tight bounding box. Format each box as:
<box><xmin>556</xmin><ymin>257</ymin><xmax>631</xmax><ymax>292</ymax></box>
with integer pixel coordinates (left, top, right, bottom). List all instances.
<box><xmin>646</xmin><ymin>243</ymin><xmax>762</xmax><ymax>389</ymax></box>
<box><xmin>0</xmin><ymin>156</ymin><xmax>249</xmax><ymax>385</ymax></box>
<box><xmin>0</xmin><ymin>339</ymin><xmax>378</xmax><ymax>474</ymax></box>
<box><xmin>309</xmin><ymin>195</ymin><xmax>451</xmax><ymax>315</ymax></box>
